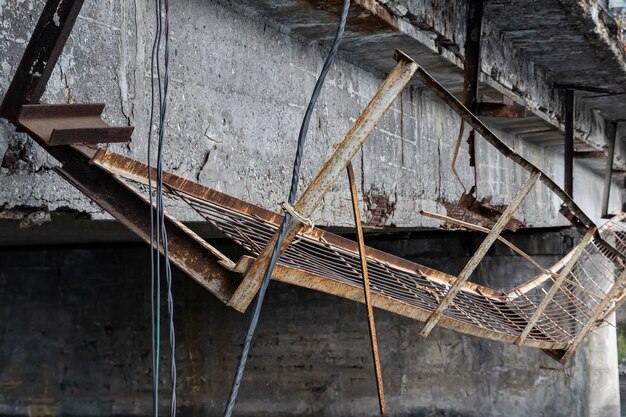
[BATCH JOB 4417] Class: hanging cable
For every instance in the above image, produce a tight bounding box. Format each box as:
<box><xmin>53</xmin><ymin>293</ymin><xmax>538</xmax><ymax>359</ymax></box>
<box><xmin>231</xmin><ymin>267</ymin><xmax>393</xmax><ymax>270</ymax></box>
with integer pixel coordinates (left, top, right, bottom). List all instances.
<box><xmin>148</xmin><ymin>0</ymin><xmax>176</xmax><ymax>416</ymax></box>
<box><xmin>222</xmin><ymin>2</ymin><xmax>350</xmax><ymax>416</ymax></box>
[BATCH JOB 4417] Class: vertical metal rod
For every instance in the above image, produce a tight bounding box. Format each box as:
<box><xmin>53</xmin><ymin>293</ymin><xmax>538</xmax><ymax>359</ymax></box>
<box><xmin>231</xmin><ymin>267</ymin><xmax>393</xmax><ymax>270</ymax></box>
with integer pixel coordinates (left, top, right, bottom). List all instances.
<box><xmin>420</xmin><ymin>170</ymin><xmax>541</xmax><ymax>337</ymax></box>
<box><xmin>602</xmin><ymin>122</ymin><xmax>617</xmax><ymax>218</ymax></box>
<box><xmin>463</xmin><ymin>0</ymin><xmax>484</xmax><ymax>172</ymax></box>
<box><xmin>347</xmin><ymin>162</ymin><xmax>385</xmax><ymax>415</ymax></box>
<box><xmin>564</xmin><ymin>89</ymin><xmax>575</xmax><ymax>197</ymax></box>
<box><xmin>227</xmin><ymin>52</ymin><xmax>418</xmax><ymax>312</ymax></box>
<box><xmin>561</xmin><ymin>268</ymin><xmax>626</xmax><ymax>363</ymax></box>
<box><xmin>515</xmin><ymin>227</ymin><xmax>596</xmax><ymax>345</ymax></box>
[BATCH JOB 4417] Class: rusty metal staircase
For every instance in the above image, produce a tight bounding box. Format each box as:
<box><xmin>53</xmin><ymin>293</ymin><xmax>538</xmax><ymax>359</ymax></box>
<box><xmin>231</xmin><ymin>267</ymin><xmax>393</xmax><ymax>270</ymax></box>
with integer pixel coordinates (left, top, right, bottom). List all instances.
<box><xmin>3</xmin><ymin>0</ymin><xmax>626</xmax><ymax>368</ymax></box>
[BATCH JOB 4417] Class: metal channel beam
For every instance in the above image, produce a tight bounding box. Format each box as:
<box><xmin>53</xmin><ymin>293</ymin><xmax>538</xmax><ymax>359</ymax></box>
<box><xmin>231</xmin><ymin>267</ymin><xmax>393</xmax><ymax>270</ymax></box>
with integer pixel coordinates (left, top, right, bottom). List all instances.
<box><xmin>0</xmin><ymin>0</ymin><xmax>84</xmax><ymax>121</ymax></box>
<box><xmin>463</xmin><ymin>0</ymin><xmax>483</xmax><ymax>168</ymax></box>
<box><xmin>477</xmin><ymin>102</ymin><xmax>527</xmax><ymax>119</ymax></box>
<box><xmin>420</xmin><ymin>170</ymin><xmax>541</xmax><ymax>337</ymax></box>
<box><xmin>602</xmin><ymin>122</ymin><xmax>618</xmax><ymax>218</ymax></box>
<box><xmin>515</xmin><ymin>227</ymin><xmax>596</xmax><ymax>345</ymax></box>
<box><xmin>564</xmin><ymin>89</ymin><xmax>575</xmax><ymax>197</ymax></box>
<box><xmin>226</xmin><ymin>51</ymin><xmax>418</xmax><ymax>313</ymax></box>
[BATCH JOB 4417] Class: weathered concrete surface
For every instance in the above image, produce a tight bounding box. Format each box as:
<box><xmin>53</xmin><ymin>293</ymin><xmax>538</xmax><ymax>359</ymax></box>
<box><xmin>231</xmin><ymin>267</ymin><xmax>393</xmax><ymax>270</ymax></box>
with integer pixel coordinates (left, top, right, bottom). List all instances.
<box><xmin>0</xmin><ymin>229</ymin><xmax>619</xmax><ymax>416</ymax></box>
<box><xmin>0</xmin><ymin>0</ymin><xmax>624</xmax><ymax>229</ymax></box>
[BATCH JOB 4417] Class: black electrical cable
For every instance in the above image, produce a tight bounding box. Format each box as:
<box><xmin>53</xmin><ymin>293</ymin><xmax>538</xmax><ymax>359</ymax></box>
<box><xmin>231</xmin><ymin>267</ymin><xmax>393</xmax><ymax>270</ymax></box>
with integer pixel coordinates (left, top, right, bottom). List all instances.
<box><xmin>222</xmin><ymin>2</ymin><xmax>350</xmax><ymax>415</ymax></box>
<box><xmin>148</xmin><ymin>0</ymin><xmax>177</xmax><ymax>416</ymax></box>
<box><xmin>147</xmin><ymin>0</ymin><xmax>163</xmax><ymax>415</ymax></box>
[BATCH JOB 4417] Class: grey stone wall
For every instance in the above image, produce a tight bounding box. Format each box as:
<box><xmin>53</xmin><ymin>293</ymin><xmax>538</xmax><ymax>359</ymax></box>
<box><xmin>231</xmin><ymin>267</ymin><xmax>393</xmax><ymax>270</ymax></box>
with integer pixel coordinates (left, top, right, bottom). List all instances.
<box><xmin>0</xmin><ymin>229</ymin><xmax>619</xmax><ymax>416</ymax></box>
<box><xmin>1</xmin><ymin>0</ymin><xmax>623</xmax><ymax>228</ymax></box>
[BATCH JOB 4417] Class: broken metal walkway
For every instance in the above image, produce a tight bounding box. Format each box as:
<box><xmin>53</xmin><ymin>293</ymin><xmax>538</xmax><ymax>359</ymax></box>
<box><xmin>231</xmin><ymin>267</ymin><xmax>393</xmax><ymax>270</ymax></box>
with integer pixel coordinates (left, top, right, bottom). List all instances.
<box><xmin>3</xmin><ymin>0</ymin><xmax>626</xmax><ymax>365</ymax></box>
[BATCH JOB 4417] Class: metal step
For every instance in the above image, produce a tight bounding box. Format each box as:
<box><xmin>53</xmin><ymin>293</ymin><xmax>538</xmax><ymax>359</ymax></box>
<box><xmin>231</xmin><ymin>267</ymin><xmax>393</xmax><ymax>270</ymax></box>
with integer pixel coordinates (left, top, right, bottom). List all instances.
<box><xmin>17</xmin><ymin>103</ymin><xmax>134</xmax><ymax>146</ymax></box>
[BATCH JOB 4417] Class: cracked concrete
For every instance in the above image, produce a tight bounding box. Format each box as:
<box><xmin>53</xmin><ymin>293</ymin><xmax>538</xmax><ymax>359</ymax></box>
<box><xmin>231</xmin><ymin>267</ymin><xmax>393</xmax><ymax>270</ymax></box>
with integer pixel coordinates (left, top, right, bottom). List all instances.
<box><xmin>0</xmin><ymin>0</ymin><xmax>624</xmax><ymax>229</ymax></box>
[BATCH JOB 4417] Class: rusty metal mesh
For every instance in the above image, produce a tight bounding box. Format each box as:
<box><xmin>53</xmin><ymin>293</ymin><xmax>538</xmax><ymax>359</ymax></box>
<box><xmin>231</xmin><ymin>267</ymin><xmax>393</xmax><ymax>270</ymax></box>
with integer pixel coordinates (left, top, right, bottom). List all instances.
<box><xmin>151</xmin><ymin>182</ymin><xmax>626</xmax><ymax>348</ymax></box>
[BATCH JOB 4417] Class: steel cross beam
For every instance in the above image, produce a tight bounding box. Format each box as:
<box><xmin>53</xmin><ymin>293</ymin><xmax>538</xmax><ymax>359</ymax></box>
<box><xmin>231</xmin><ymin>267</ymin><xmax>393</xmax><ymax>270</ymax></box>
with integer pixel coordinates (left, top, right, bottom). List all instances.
<box><xmin>420</xmin><ymin>170</ymin><xmax>541</xmax><ymax>337</ymax></box>
<box><xmin>514</xmin><ymin>227</ymin><xmax>596</xmax><ymax>345</ymax></box>
<box><xmin>463</xmin><ymin>0</ymin><xmax>483</xmax><ymax>169</ymax></box>
<box><xmin>226</xmin><ymin>51</ymin><xmax>418</xmax><ymax>313</ymax></box>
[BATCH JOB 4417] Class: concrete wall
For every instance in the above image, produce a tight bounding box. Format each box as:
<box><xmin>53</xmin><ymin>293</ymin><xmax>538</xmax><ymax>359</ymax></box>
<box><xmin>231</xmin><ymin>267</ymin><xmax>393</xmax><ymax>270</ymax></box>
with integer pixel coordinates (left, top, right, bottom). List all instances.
<box><xmin>0</xmin><ymin>229</ymin><xmax>620</xmax><ymax>416</ymax></box>
<box><xmin>0</xmin><ymin>0</ymin><xmax>623</xmax><ymax>228</ymax></box>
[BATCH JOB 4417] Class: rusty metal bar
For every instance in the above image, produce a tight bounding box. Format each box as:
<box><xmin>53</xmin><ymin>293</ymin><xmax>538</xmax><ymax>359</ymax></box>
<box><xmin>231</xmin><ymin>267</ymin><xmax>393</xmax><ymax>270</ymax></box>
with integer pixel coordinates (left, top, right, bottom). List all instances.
<box><xmin>463</xmin><ymin>0</ymin><xmax>483</xmax><ymax>168</ymax></box>
<box><xmin>602</xmin><ymin>122</ymin><xmax>617</xmax><ymax>218</ymax></box>
<box><xmin>515</xmin><ymin>227</ymin><xmax>597</xmax><ymax>345</ymax></box>
<box><xmin>560</xmin><ymin>268</ymin><xmax>626</xmax><ymax>363</ymax></box>
<box><xmin>347</xmin><ymin>162</ymin><xmax>385</xmax><ymax>415</ymax></box>
<box><xmin>420</xmin><ymin>170</ymin><xmax>541</xmax><ymax>337</ymax></box>
<box><xmin>93</xmin><ymin>150</ymin><xmax>506</xmax><ymax>300</ymax></box>
<box><xmin>420</xmin><ymin>209</ymin><xmax>557</xmax><ymax>279</ymax></box>
<box><xmin>564</xmin><ymin>89</ymin><xmax>575</xmax><ymax>197</ymax></box>
<box><xmin>411</xmin><ymin>64</ymin><xmax>618</xmax><ymax>259</ymax></box>
<box><xmin>52</xmin><ymin>147</ymin><xmax>237</xmax><ymax>303</ymax></box>
<box><xmin>18</xmin><ymin>104</ymin><xmax>134</xmax><ymax>146</ymax></box>
<box><xmin>232</xmin><ymin>256</ymin><xmax>569</xmax><ymax>351</ymax></box>
<box><xmin>0</xmin><ymin>0</ymin><xmax>84</xmax><ymax>121</ymax></box>
<box><xmin>574</xmin><ymin>150</ymin><xmax>605</xmax><ymax>160</ymax></box>
<box><xmin>477</xmin><ymin>102</ymin><xmax>527</xmax><ymax>119</ymax></box>
<box><xmin>227</xmin><ymin>51</ymin><xmax>418</xmax><ymax>313</ymax></box>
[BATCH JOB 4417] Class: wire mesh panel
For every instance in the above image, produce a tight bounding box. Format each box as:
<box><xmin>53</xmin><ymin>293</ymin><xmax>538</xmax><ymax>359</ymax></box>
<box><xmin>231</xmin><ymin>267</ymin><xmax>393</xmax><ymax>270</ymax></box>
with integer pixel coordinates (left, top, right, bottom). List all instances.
<box><xmin>164</xmin><ymin>184</ymin><xmax>626</xmax><ymax>350</ymax></box>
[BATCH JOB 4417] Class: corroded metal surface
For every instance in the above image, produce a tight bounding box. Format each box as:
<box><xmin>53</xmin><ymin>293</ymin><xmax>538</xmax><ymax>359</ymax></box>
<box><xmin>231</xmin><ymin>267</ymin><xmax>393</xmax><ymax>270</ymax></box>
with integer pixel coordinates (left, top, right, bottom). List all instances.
<box><xmin>227</xmin><ymin>51</ymin><xmax>419</xmax><ymax>313</ymax></box>
<box><xmin>93</xmin><ymin>149</ymin><xmax>626</xmax><ymax>356</ymax></box>
<box><xmin>346</xmin><ymin>162</ymin><xmax>385</xmax><ymax>415</ymax></box>
<box><xmin>18</xmin><ymin>104</ymin><xmax>134</xmax><ymax>146</ymax></box>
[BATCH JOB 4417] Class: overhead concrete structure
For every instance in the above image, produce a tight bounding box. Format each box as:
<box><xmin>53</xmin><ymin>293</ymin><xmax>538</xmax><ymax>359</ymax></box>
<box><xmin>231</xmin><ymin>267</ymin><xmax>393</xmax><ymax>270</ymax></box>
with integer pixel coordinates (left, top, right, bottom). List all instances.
<box><xmin>2</xmin><ymin>0</ymin><xmax>626</xmax><ymax>416</ymax></box>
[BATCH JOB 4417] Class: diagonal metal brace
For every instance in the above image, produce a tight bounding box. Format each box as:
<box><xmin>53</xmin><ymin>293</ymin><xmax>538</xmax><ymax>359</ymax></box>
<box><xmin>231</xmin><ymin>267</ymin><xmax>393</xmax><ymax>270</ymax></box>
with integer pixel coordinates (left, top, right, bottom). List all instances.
<box><xmin>227</xmin><ymin>50</ymin><xmax>418</xmax><ymax>313</ymax></box>
<box><xmin>420</xmin><ymin>170</ymin><xmax>541</xmax><ymax>337</ymax></box>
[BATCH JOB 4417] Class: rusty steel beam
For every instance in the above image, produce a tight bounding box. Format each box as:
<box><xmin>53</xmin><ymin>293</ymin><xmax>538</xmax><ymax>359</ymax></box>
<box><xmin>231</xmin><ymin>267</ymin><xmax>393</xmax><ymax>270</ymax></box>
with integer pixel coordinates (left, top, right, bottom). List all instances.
<box><xmin>227</xmin><ymin>51</ymin><xmax>418</xmax><ymax>313</ymax></box>
<box><xmin>93</xmin><ymin>150</ymin><xmax>508</xmax><ymax>300</ymax></box>
<box><xmin>347</xmin><ymin>162</ymin><xmax>385</xmax><ymax>416</ymax></box>
<box><xmin>602</xmin><ymin>122</ymin><xmax>618</xmax><ymax>218</ymax></box>
<box><xmin>463</xmin><ymin>0</ymin><xmax>484</xmax><ymax>168</ymax></box>
<box><xmin>560</xmin><ymin>268</ymin><xmax>626</xmax><ymax>363</ymax></box>
<box><xmin>515</xmin><ymin>227</ymin><xmax>596</xmax><ymax>346</ymax></box>
<box><xmin>420</xmin><ymin>209</ymin><xmax>557</xmax><ymax>279</ymax></box>
<box><xmin>56</xmin><ymin>152</ymin><xmax>237</xmax><ymax>303</ymax></box>
<box><xmin>564</xmin><ymin>89</ymin><xmax>575</xmax><ymax>197</ymax></box>
<box><xmin>0</xmin><ymin>0</ymin><xmax>84</xmax><ymax>121</ymax></box>
<box><xmin>574</xmin><ymin>150</ymin><xmax>605</xmax><ymax>160</ymax></box>
<box><xmin>420</xmin><ymin>170</ymin><xmax>541</xmax><ymax>337</ymax></box>
<box><xmin>231</xmin><ymin>255</ymin><xmax>569</xmax><ymax>351</ymax></box>
<box><xmin>477</xmin><ymin>102</ymin><xmax>527</xmax><ymax>119</ymax></box>
<box><xmin>18</xmin><ymin>104</ymin><xmax>134</xmax><ymax>146</ymax></box>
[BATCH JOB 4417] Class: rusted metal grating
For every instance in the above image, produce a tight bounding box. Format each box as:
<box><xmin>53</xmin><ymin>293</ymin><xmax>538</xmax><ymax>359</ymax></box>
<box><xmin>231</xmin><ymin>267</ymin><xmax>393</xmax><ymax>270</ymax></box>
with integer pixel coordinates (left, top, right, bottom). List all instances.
<box><xmin>92</xmin><ymin>150</ymin><xmax>626</xmax><ymax>354</ymax></box>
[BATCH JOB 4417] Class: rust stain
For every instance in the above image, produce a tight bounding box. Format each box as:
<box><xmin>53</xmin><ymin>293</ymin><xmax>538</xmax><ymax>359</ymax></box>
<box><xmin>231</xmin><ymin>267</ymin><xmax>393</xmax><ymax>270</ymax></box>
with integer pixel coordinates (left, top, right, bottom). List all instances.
<box><xmin>363</xmin><ymin>187</ymin><xmax>396</xmax><ymax>227</ymax></box>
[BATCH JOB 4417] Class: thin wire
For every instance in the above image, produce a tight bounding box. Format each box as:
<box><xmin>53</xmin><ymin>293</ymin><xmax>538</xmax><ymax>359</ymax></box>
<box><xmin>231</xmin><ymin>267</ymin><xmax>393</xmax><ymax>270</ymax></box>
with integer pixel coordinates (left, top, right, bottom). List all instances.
<box><xmin>148</xmin><ymin>0</ymin><xmax>177</xmax><ymax>415</ymax></box>
<box><xmin>222</xmin><ymin>1</ymin><xmax>350</xmax><ymax>415</ymax></box>
<box><xmin>147</xmin><ymin>0</ymin><xmax>163</xmax><ymax>414</ymax></box>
